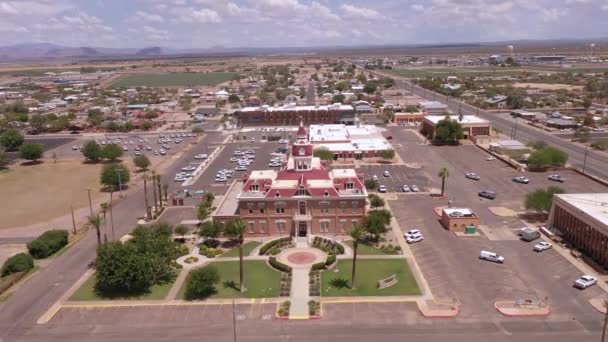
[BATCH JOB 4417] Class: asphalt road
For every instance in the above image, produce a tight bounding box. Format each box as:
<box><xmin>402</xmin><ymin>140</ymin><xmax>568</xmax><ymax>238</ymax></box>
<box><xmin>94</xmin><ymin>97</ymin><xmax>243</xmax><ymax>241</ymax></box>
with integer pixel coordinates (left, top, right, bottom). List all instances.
<box><xmin>306</xmin><ymin>81</ymin><xmax>316</xmax><ymax>106</ymax></box>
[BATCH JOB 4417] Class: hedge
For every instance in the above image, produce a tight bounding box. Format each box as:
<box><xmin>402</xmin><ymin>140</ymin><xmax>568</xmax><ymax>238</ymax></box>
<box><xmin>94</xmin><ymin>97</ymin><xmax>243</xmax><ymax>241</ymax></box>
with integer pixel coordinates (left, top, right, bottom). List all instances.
<box><xmin>27</xmin><ymin>230</ymin><xmax>69</xmax><ymax>259</ymax></box>
<box><xmin>311</xmin><ymin>261</ymin><xmax>325</xmax><ymax>271</ymax></box>
<box><xmin>259</xmin><ymin>237</ymin><xmax>291</xmax><ymax>255</ymax></box>
<box><xmin>325</xmin><ymin>254</ymin><xmax>336</xmax><ymax>267</ymax></box>
<box><xmin>0</xmin><ymin>271</ymin><xmax>28</xmax><ymax>295</ymax></box>
<box><xmin>269</xmin><ymin>257</ymin><xmax>292</xmax><ymax>274</ymax></box>
<box><xmin>311</xmin><ymin>254</ymin><xmax>337</xmax><ymax>271</ymax></box>
<box><xmin>1</xmin><ymin>253</ymin><xmax>34</xmax><ymax>276</ymax></box>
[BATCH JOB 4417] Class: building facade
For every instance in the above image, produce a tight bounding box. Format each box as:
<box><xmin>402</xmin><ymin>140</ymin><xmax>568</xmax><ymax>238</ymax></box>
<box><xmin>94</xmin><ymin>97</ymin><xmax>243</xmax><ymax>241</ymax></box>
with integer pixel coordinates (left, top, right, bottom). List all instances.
<box><xmin>422</xmin><ymin>115</ymin><xmax>491</xmax><ymax>140</ymax></box>
<box><xmin>440</xmin><ymin>208</ymin><xmax>480</xmax><ymax>233</ymax></box>
<box><xmin>308</xmin><ymin>124</ymin><xmax>394</xmax><ymax>161</ymax></box>
<box><xmin>213</xmin><ymin>123</ymin><xmax>367</xmax><ymax>237</ymax></box>
<box><xmin>549</xmin><ymin>193</ymin><xmax>608</xmax><ymax>269</ymax></box>
<box><xmin>237</xmin><ymin>103</ymin><xmax>355</xmax><ymax>127</ymax></box>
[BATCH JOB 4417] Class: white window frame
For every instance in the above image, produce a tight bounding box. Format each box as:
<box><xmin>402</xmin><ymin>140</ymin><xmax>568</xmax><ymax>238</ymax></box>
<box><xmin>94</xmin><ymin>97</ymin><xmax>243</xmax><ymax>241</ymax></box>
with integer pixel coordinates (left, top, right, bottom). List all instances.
<box><xmin>260</xmin><ymin>221</ymin><xmax>267</xmax><ymax>233</ymax></box>
<box><xmin>248</xmin><ymin>221</ymin><xmax>255</xmax><ymax>233</ymax></box>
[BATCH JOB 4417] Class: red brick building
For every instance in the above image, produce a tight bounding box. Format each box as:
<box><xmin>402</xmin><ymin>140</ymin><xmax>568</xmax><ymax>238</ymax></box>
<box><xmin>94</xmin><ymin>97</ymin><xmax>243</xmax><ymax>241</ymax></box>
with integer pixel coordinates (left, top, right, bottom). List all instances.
<box><xmin>237</xmin><ymin>103</ymin><xmax>355</xmax><ymax>127</ymax></box>
<box><xmin>213</xmin><ymin>123</ymin><xmax>368</xmax><ymax>238</ymax></box>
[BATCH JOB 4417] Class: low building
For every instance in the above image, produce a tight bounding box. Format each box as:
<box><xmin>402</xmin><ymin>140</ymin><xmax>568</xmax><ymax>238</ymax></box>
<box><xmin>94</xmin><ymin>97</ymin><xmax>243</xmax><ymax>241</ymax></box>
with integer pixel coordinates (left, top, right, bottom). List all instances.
<box><xmin>213</xmin><ymin>124</ymin><xmax>367</xmax><ymax>238</ymax></box>
<box><xmin>308</xmin><ymin>124</ymin><xmax>393</xmax><ymax>161</ymax></box>
<box><xmin>549</xmin><ymin>193</ymin><xmax>608</xmax><ymax>268</ymax></box>
<box><xmin>546</xmin><ymin>118</ymin><xmax>580</xmax><ymax>129</ymax></box>
<box><xmin>422</xmin><ymin>115</ymin><xmax>491</xmax><ymax>140</ymax></box>
<box><xmin>417</xmin><ymin>101</ymin><xmax>448</xmax><ymax>115</ymax></box>
<box><xmin>352</xmin><ymin>100</ymin><xmax>373</xmax><ymax>113</ymax></box>
<box><xmin>393</xmin><ymin>111</ymin><xmax>426</xmax><ymax>124</ymax></box>
<box><xmin>440</xmin><ymin>208</ymin><xmax>480</xmax><ymax>233</ymax></box>
<box><xmin>237</xmin><ymin>103</ymin><xmax>355</xmax><ymax>127</ymax></box>
<box><xmin>511</xmin><ymin>110</ymin><xmax>544</xmax><ymax>121</ymax></box>
<box><xmin>489</xmin><ymin>140</ymin><xmax>531</xmax><ymax>155</ymax></box>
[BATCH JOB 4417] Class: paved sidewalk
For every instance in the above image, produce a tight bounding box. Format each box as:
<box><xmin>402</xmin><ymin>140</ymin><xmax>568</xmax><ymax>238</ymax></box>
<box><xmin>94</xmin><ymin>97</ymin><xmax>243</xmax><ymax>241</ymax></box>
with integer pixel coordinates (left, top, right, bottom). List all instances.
<box><xmin>166</xmin><ymin>268</ymin><xmax>190</xmax><ymax>300</ymax></box>
<box><xmin>289</xmin><ymin>268</ymin><xmax>310</xmax><ymax>319</ymax></box>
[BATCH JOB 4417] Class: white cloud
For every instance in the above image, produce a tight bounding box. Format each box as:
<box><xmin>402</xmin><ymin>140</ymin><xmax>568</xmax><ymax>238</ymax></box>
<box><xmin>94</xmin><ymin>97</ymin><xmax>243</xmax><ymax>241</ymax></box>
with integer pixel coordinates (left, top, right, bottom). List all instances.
<box><xmin>340</xmin><ymin>4</ymin><xmax>380</xmax><ymax>20</ymax></box>
<box><xmin>133</xmin><ymin>11</ymin><xmax>164</xmax><ymax>23</ymax></box>
<box><xmin>173</xmin><ymin>7</ymin><xmax>221</xmax><ymax>23</ymax></box>
<box><xmin>411</xmin><ymin>4</ymin><xmax>425</xmax><ymax>11</ymax></box>
<box><xmin>542</xmin><ymin>7</ymin><xmax>567</xmax><ymax>21</ymax></box>
<box><xmin>310</xmin><ymin>1</ymin><xmax>340</xmax><ymax>20</ymax></box>
<box><xmin>0</xmin><ymin>2</ymin><xmax>18</xmax><ymax>14</ymax></box>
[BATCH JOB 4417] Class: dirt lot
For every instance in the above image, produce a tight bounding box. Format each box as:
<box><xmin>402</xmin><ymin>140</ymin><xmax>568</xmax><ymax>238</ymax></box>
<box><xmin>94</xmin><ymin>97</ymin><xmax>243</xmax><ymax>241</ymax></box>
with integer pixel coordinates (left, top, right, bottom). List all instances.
<box><xmin>0</xmin><ymin>160</ymin><xmax>102</xmax><ymax>229</ymax></box>
<box><xmin>513</xmin><ymin>82</ymin><xmax>583</xmax><ymax>91</ymax></box>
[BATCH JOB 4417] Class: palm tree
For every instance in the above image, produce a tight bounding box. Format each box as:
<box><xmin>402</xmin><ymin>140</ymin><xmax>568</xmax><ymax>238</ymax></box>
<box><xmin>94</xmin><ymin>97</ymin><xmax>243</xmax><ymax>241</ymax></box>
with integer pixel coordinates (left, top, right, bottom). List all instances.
<box><xmin>88</xmin><ymin>214</ymin><xmax>102</xmax><ymax>247</ymax></box>
<box><xmin>151</xmin><ymin>170</ymin><xmax>158</xmax><ymax>217</ymax></box>
<box><xmin>156</xmin><ymin>174</ymin><xmax>162</xmax><ymax>209</ymax></box>
<box><xmin>226</xmin><ymin>220</ymin><xmax>247</xmax><ymax>293</ymax></box>
<box><xmin>438</xmin><ymin>167</ymin><xmax>449</xmax><ymax>198</ymax></box>
<box><xmin>143</xmin><ymin>173</ymin><xmax>150</xmax><ymax>220</ymax></box>
<box><xmin>162</xmin><ymin>183</ymin><xmax>169</xmax><ymax>203</ymax></box>
<box><xmin>100</xmin><ymin>202</ymin><xmax>109</xmax><ymax>243</ymax></box>
<box><xmin>109</xmin><ymin>191</ymin><xmax>115</xmax><ymax>241</ymax></box>
<box><xmin>349</xmin><ymin>224</ymin><xmax>365</xmax><ymax>289</ymax></box>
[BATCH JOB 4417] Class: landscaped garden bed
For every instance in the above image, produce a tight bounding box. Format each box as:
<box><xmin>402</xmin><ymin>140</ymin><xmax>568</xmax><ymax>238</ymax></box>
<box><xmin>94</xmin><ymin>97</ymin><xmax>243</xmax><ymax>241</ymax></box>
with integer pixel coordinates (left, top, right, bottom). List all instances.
<box><xmin>309</xmin><ymin>270</ymin><xmax>321</xmax><ymax>296</ymax></box>
<box><xmin>259</xmin><ymin>237</ymin><xmax>293</xmax><ymax>256</ymax></box>
<box><xmin>277</xmin><ymin>300</ymin><xmax>290</xmax><ymax>318</ymax></box>
<box><xmin>311</xmin><ymin>236</ymin><xmax>344</xmax><ymax>255</ymax></box>
<box><xmin>343</xmin><ymin>240</ymin><xmax>401</xmax><ymax>255</ymax></box>
<box><xmin>308</xmin><ymin>300</ymin><xmax>321</xmax><ymax>317</ymax></box>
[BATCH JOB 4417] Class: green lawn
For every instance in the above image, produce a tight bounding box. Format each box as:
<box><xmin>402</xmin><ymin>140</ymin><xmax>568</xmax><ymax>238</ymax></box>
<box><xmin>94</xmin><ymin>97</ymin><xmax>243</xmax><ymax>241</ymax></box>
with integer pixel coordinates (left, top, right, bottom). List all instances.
<box><xmin>219</xmin><ymin>241</ymin><xmax>261</xmax><ymax>258</ymax></box>
<box><xmin>321</xmin><ymin>259</ymin><xmax>420</xmax><ymax>297</ymax></box>
<box><xmin>69</xmin><ymin>273</ymin><xmax>176</xmax><ymax>301</ymax></box>
<box><xmin>343</xmin><ymin>241</ymin><xmax>397</xmax><ymax>255</ymax></box>
<box><xmin>111</xmin><ymin>72</ymin><xmax>239</xmax><ymax>87</ymax></box>
<box><xmin>387</xmin><ymin>68</ymin><xmax>541</xmax><ymax>78</ymax></box>
<box><xmin>178</xmin><ymin>260</ymin><xmax>280</xmax><ymax>299</ymax></box>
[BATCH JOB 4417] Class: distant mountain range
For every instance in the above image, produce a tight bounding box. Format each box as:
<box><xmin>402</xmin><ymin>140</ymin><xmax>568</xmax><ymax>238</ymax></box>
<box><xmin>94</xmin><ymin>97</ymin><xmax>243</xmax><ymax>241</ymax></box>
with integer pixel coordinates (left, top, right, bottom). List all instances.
<box><xmin>0</xmin><ymin>38</ymin><xmax>606</xmax><ymax>61</ymax></box>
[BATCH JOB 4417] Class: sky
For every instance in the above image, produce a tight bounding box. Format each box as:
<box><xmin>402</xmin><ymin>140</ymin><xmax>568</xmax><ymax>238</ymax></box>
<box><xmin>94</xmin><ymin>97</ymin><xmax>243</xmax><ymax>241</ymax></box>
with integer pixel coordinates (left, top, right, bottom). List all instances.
<box><xmin>1</xmin><ymin>0</ymin><xmax>608</xmax><ymax>49</ymax></box>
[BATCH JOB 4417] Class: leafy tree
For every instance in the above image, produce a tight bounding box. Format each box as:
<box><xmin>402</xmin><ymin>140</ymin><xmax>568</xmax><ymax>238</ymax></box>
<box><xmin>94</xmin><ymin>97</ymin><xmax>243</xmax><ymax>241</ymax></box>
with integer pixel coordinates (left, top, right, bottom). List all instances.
<box><xmin>364</xmin><ymin>179</ymin><xmax>378</xmax><ymax>190</ymax></box>
<box><xmin>133</xmin><ymin>154</ymin><xmax>151</xmax><ymax>170</ymax></box>
<box><xmin>525</xmin><ymin>186</ymin><xmax>565</xmax><ymax>213</ymax></box>
<box><xmin>526</xmin><ymin>140</ymin><xmax>548</xmax><ymax>150</ymax></box>
<box><xmin>224</xmin><ymin>220</ymin><xmax>247</xmax><ymax>292</ymax></box>
<box><xmin>0</xmin><ymin>129</ymin><xmax>24</xmax><ymax>151</ymax></box>
<box><xmin>432</xmin><ymin>118</ymin><xmax>463</xmax><ymax>145</ymax></box>
<box><xmin>528</xmin><ymin>146</ymin><xmax>568</xmax><ymax>168</ymax></box>
<box><xmin>129</xmin><ymin>224</ymin><xmax>180</xmax><ymax>283</ymax></box>
<box><xmin>199</xmin><ymin>221</ymin><xmax>223</xmax><ymax>240</ymax></box>
<box><xmin>95</xmin><ymin>241</ymin><xmax>156</xmax><ymax>295</ymax></box>
<box><xmin>363</xmin><ymin>81</ymin><xmax>378</xmax><ymax>94</ymax></box>
<box><xmin>228</xmin><ymin>94</ymin><xmax>241</xmax><ymax>103</ymax></box>
<box><xmin>573</xmin><ymin>128</ymin><xmax>590</xmax><ymax>143</ymax></box>
<box><xmin>582</xmin><ymin>97</ymin><xmax>592</xmax><ymax>109</ymax></box>
<box><xmin>405</xmin><ymin>105</ymin><xmax>418</xmax><ymax>113</ymax></box>
<box><xmin>184</xmin><ymin>266</ymin><xmax>220</xmax><ymax>300</ymax></box>
<box><xmin>28</xmin><ymin>114</ymin><xmax>47</xmax><ymax>133</ymax></box>
<box><xmin>363</xmin><ymin>211</ymin><xmax>389</xmax><ymax>241</ymax></box>
<box><xmin>87</xmin><ymin>109</ymin><xmax>103</xmax><ymax>127</ymax></box>
<box><xmin>101</xmin><ymin>144</ymin><xmax>123</xmax><ymax>161</ymax></box>
<box><xmin>349</xmin><ymin>224</ymin><xmax>365</xmax><ymax>289</ymax></box>
<box><xmin>369</xmin><ymin>194</ymin><xmax>385</xmax><ymax>209</ymax></box>
<box><xmin>100</xmin><ymin>163</ymin><xmax>130</xmax><ymax>190</ymax></box>
<box><xmin>332</xmin><ymin>94</ymin><xmax>345</xmax><ymax>103</ymax></box>
<box><xmin>381</xmin><ymin>149</ymin><xmax>394</xmax><ymax>161</ymax></box>
<box><xmin>0</xmin><ymin>149</ymin><xmax>8</xmax><ymax>169</ymax></box>
<box><xmin>335</xmin><ymin>81</ymin><xmax>350</xmax><ymax>92</ymax></box>
<box><xmin>583</xmin><ymin>115</ymin><xmax>595</xmax><ymax>127</ymax></box>
<box><xmin>197</xmin><ymin>202</ymin><xmax>210</xmax><ymax>221</ymax></box>
<box><xmin>313</xmin><ymin>147</ymin><xmax>334</xmax><ymax>161</ymax></box>
<box><xmin>82</xmin><ymin>140</ymin><xmax>102</xmax><ymax>162</ymax></box>
<box><xmin>19</xmin><ymin>143</ymin><xmax>43</xmax><ymax>162</ymax></box>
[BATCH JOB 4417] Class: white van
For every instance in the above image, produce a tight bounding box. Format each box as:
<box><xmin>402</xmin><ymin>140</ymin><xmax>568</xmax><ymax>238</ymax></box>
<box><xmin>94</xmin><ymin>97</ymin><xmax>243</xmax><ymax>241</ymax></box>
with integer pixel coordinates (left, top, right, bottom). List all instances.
<box><xmin>479</xmin><ymin>250</ymin><xmax>505</xmax><ymax>264</ymax></box>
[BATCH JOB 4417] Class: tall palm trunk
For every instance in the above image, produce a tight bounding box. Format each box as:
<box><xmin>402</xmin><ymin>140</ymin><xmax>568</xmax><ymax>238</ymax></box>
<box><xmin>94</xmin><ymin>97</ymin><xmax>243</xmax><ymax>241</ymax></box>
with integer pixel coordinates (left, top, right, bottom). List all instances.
<box><xmin>156</xmin><ymin>175</ymin><xmax>162</xmax><ymax>209</ymax></box>
<box><xmin>351</xmin><ymin>241</ymin><xmax>358</xmax><ymax>289</ymax></box>
<box><xmin>151</xmin><ymin>171</ymin><xmax>158</xmax><ymax>217</ymax></box>
<box><xmin>163</xmin><ymin>184</ymin><xmax>169</xmax><ymax>203</ymax></box>
<box><xmin>441</xmin><ymin>177</ymin><xmax>446</xmax><ymax>197</ymax></box>
<box><xmin>110</xmin><ymin>191</ymin><xmax>115</xmax><ymax>241</ymax></box>
<box><xmin>143</xmin><ymin>176</ymin><xmax>150</xmax><ymax>220</ymax></box>
<box><xmin>102</xmin><ymin>211</ymin><xmax>108</xmax><ymax>243</ymax></box>
<box><xmin>239</xmin><ymin>236</ymin><xmax>245</xmax><ymax>293</ymax></box>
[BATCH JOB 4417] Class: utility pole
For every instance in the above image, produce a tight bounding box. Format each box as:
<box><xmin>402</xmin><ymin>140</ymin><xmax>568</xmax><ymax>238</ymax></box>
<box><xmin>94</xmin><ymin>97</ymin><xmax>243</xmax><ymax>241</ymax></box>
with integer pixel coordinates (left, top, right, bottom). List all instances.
<box><xmin>115</xmin><ymin>169</ymin><xmax>124</xmax><ymax>198</ymax></box>
<box><xmin>87</xmin><ymin>189</ymin><xmax>93</xmax><ymax>216</ymax></box>
<box><xmin>602</xmin><ymin>299</ymin><xmax>608</xmax><ymax>342</ymax></box>
<box><xmin>232</xmin><ymin>299</ymin><xmax>238</xmax><ymax>342</ymax></box>
<box><xmin>70</xmin><ymin>205</ymin><xmax>77</xmax><ymax>235</ymax></box>
<box><xmin>109</xmin><ymin>191</ymin><xmax>115</xmax><ymax>241</ymax></box>
<box><xmin>583</xmin><ymin>146</ymin><xmax>590</xmax><ymax>174</ymax></box>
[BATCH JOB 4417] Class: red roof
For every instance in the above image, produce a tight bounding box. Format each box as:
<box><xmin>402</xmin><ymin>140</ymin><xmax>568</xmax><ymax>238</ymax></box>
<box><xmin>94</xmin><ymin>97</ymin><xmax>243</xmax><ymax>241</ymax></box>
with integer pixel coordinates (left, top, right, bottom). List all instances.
<box><xmin>297</xmin><ymin>125</ymin><xmax>307</xmax><ymax>137</ymax></box>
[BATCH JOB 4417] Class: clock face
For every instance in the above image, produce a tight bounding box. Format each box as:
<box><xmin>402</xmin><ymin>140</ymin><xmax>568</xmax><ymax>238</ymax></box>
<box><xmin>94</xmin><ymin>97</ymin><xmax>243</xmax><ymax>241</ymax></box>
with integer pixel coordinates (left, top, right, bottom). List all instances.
<box><xmin>299</xmin><ymin>148</ymin><xmax>305</xmax><ymax>156</ymax></box>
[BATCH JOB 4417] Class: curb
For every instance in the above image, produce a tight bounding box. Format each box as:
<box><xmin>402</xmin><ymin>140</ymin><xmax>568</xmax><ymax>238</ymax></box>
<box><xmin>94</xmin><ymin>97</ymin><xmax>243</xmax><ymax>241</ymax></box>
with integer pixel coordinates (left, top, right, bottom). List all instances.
<box><xmin>418</xmin><ymin>305</ymin><xmax>459</xmax><ymax>318</ymax></box>
<box><xmin>493</xmin><ymin>303</ymin><xmax>551</xmax><ymax>317</ymax></box>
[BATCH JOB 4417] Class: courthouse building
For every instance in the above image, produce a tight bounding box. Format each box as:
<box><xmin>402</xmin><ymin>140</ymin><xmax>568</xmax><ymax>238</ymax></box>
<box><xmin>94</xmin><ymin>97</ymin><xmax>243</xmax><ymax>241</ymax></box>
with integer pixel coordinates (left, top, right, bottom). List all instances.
<box><xmin>236</xmin><ymin>103</ymin><xmax>355</xmax><ymax>127</ymax></box>
<box><xmin>213</xmin><ymin>123</ymin><xmax>367</xmax><ymax>238</ymax></box>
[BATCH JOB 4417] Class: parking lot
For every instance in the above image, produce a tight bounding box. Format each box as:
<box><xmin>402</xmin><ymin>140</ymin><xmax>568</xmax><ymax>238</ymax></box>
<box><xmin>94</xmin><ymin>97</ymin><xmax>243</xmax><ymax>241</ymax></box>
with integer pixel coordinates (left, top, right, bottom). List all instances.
<box><xmin>385</xmin><ymin>128</ymin><xmax>607</xmax><ymax>320</ymax></box>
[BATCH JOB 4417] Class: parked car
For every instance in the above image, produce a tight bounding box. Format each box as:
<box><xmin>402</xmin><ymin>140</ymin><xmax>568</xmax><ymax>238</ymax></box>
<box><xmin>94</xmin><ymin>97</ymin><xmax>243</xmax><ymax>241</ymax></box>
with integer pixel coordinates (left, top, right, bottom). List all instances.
<box><xmin>478</xmin><ymin>190</ymin><xmax>496</xmax><ymax>199</ymax></box>
<box><xmin>548</xmin><ymin>174</ymin><xmax>565</xmax><ymax>183</ymax></box>
<box><xmin>533</xmin><ymin>241</ymin><xmax>552</xmax><ymax>252</ymax></box>
<box><xmin>513</xmin><ymin>176</ymin><xmax>530</xmax><ymax>184</ymax></box>
<box><xmin>378</xmin><ymin>185</ymin><xmax>387</xmax><ymax>193</ymax></box>
<box><xmin>215</xmin><ymin>176</ymin><xmax>228</xmax><ymax>182</ymax></box>
<box><xmin>406</xmin><ymin>235</ymin><xmax>424</xmax><ymax>244</ymax></box>
<box><xmin>404</xmin><ymin>229</ymin><xmax>421</xmax><ymax>237</ymax></box>
<box><xmin>486</xmin><ymin>156</ymin><xmax>496</xmax><ymax>161</ymax></box>
<box><xmin>402</xmin><ymin>185</ymin><xmax>411</xmax><ymax>192</ymax></box>
<box><xmin>479</xmin><ymin>250</ymin><xmax>504</xmax><ymax>264</ymax></box>
<box><xmin>574</xmin><ymin>275</ymin><xmax>597</xmax><ymax>289</ymax></box>
<box><xmin>383</xmin><ymin>170</ymin><xmax>390</xmax><ymax>177</ymax></box>
<box><xmin>465</xmin><ymin>173</ymin><xmax>480</xmax><ymax>180</ymax></box>
<box><xmin>410</xmin><ymin>185</ymin><xmax>419</xmax><ymax>192</ymax></box>
<box><xmin>372</xmin><ymin>175</ymin><xmax>379</xmax><ymax>181</ymax></box>
<box><xmin>195</xmin><ymin>154</ymin><xmax>208</xmax><ymax>160</ymax></box>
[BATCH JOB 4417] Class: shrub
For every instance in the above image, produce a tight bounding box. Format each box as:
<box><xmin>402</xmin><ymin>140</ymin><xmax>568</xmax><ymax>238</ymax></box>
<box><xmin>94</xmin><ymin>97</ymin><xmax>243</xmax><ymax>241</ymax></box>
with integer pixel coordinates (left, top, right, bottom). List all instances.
<box><xmin>1</xmin><ymin>253</ymin><xmax>34</xmax><ymax>276</ymax></box>
<box><xmin>198</xmin><ymin>245</ymin><xmax>209</xmax><ymax>256</ymax></box>
<box><xmin>325</xmin><ymin>254</ymin><xmax>336</xmax><ymax>267</ymax></box>
<box><xmin>259</xmin><ymin>237</ymin><xmax>291</xmax><ymax>255</ymax></box>
<box><xmin>19</xmin><ymin>143</ymin><xmax>44</xmax><ymax>161</ymax></box>
<box><xmin>178</xmin><ymin>245</ymin><xmax>190</xmax><ymax>256</ymax></box>
<box><xmin>27</xmin><ymin>230</ymin><xmax>69</xmax><ymax>259</ymax></box>
<box><xmin>311</xmin><ymin>261</ymin><xmax>326</xmax><ymax>271</ymax></box>
<box><xmin>269</xmin><ymin>257</ymin><xmax>292</xmax><ymax>274</ymax></box>
<box><xmin>184</xmin><ymin>266</ymin><xmax>220</xmax><ymax>300</ymax></box>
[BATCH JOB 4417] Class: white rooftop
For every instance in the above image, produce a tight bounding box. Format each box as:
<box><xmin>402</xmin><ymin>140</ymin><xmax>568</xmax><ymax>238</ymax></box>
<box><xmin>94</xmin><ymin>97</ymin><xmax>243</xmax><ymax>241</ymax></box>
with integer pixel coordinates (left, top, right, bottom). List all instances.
<box><xmin>309</xmin><ymin>124</ymin><xmax>386</xmax><ymax>142</ymax></box>
<box><xmin>443</xmin><ymin>208</ymin><xmax>475</xmax><ymax>217</ymax></box>
<box><xmin>555</xmin><ymin>193</ymin><xmax>608</xmax><ymax>227</ymax></box>
<box><xmin>240</xmin><ymin>103</ymin><xmax>353</xmax><ymax>112</ymax></box>
<box><xmin>418</xmin><ymin>101</ymin><xmax>448</xmax><ymax>109</ymax></box>
<box><xmin>248</xmin><ymin>170</ymin><xmax>277</xmax><ymax>180</ymax></box>
<box><xmin>315</xmin><ymin>140</ymin><xmax>393</xmax><ymax>152</ymax></box>
<box><xmin>425</xmin><ymin>115</ymin><xmax>489</xmax><ymax>125</ymax></box>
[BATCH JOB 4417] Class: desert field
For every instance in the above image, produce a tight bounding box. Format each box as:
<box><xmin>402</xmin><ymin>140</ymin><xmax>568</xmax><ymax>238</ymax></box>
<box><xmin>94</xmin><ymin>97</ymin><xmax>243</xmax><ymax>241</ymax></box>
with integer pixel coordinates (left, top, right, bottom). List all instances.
<box><xmin>109</xmin><ymin>72</ymin><xmax>239</xmax><ymax>87</ymax></box>
<box><xmin>0</xmin><ymin>160</ymin><xmax>102</xmax><ymax>229</ymax></box>
<box><xmin>512</xmin><ymin>82</ymin><xmax>583</xmax><ymax>91</ymax></box>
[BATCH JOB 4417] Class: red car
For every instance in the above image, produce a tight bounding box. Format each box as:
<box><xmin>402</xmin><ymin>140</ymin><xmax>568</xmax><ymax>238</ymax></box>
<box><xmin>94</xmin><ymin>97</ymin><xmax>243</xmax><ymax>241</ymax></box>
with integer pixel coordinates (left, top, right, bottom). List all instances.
<box><xmin>385</xmin><ymin>136</ymin><xmax>393</xmax><ymax>140</ymax></box>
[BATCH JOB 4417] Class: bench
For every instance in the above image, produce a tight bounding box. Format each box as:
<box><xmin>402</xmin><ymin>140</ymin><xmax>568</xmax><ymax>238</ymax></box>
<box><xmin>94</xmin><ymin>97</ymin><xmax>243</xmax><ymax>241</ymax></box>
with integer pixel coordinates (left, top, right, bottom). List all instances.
<box><xmin>377</xmin><ymin>274</ymin><xmax>398</xmax><ymax>289</ymax></box>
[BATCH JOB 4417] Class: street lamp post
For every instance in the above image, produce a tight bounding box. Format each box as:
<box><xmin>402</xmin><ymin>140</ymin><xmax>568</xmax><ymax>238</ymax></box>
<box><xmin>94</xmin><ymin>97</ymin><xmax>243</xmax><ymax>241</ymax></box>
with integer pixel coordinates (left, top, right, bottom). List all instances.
<box><xmin>583</xmin><ymin>146</ymin><xmax>589</xmax><ymax>174</ymax></box>
<box><xmin>115</xmin><ymin>168</ymin><xmax>124</xmax><ymax>198</ymax></box>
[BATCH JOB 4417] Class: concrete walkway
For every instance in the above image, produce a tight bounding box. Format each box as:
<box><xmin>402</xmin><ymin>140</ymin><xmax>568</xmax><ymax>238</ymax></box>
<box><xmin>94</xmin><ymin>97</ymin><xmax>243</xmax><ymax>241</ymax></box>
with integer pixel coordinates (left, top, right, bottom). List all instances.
<box><xmin>166</xmin><ymin>268</ymin><xmax>191</xmax><ymax>300</ymax></box>
<box><xmin>289</xmin><ymin>268</ymin><xmax>310</xmax><ymax>319</ymax></box>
